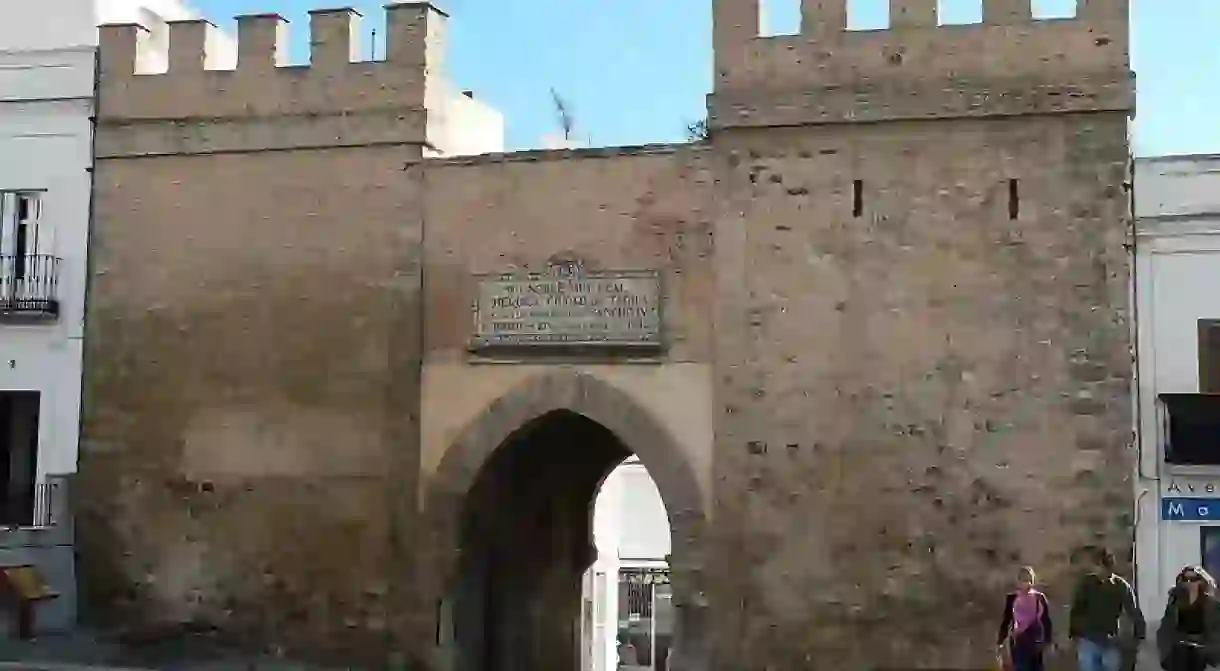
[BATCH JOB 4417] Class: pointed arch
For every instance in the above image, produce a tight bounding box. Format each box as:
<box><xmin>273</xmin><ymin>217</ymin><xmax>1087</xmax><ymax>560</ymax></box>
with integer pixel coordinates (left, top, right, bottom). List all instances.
<box><xmin>421</xmin><ymin>369</ymin><xmax>709</xmax><ymax>670</ymax></box>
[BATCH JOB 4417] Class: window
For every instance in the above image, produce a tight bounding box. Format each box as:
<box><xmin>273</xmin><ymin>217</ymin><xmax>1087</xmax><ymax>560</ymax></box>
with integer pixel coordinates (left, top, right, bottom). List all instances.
<box><xmin>1162</xmin><ymin>393</ymin><xmax>1220</xmax><ymax>466</ymax></box>
<box><xmin>1201</xmin><ymin>320</ymin><xmax>1220</xmax><ymax>393</ymax></box>
<box><xmin>1203</xmin><ymin>527</ymin><xmax>1220</xmax><ymax>582</ymax></box>
<box><xmin>0</xmin><ymin>191</ymin><xmax>45</xmax><ymax>283</ymax></box>
<box><xmin>0</xmin><ymin>191</ymin><xmax>58</xmax><ymax>316</ymax></box>
<box><xmin>0</xmin><ymin>392</ymin><xmax>39</xmax><ymax>527</ymax></box>
<box><xmin>0</xmin><ymin>192</ymin><xmax>46</xmax><ymax>266</ymax></box>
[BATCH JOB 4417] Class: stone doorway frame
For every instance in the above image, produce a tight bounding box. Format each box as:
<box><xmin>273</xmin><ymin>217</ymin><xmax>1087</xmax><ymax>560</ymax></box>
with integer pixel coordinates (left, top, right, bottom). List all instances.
<box><xmin>421</xmin><ymin>370</ymin><xmax>709</xmax><ymax>671</ymax></box>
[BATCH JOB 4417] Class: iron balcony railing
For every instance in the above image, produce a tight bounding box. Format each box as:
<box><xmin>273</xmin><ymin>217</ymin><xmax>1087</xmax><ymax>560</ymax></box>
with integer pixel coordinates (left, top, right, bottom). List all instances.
<box><xmin>0</xmin><ymin>481</ymin><xmax>61</xmax><ymax>528</ymax></box>
<box><xmin>0</xmin><ymin>254</ymin><xmax>61</xmax><ymax>319</ymax></box>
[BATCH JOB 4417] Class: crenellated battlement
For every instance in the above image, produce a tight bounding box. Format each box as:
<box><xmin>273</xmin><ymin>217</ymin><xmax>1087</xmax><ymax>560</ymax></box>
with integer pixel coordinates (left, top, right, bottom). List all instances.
<box><xmin>710</xmin><ymin>0</ymin><xmax>1133</xmax><ymax>129</ymax></box>
<box><xmin>96</xmin><ymin>2</ymin><xmax>445</xmax><ymax>157</ymax></box>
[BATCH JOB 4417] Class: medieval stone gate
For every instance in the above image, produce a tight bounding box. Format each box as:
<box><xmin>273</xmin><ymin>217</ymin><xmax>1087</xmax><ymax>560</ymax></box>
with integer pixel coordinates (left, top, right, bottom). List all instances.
<box><xmin>79</xmin><ymin>0</ymin><xmax>1136</xmax><ymax>669</ymax></box>
<box><xmin>421</xmin><ymin>370</ymin><xmax>708</xmax><ymax>671</ymax></box>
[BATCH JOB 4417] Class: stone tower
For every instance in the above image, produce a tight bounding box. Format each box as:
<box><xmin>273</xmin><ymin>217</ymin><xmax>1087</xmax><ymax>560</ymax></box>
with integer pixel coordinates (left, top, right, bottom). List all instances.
<box><xmin>703</xmin><ymin>0</ymin><xmax>1135</xmax><ymax>667</ymax></box>
<box><xmin>82</xmin><ymin>4</ymin><xmax>440</xmax><ymax>663</ymax></box>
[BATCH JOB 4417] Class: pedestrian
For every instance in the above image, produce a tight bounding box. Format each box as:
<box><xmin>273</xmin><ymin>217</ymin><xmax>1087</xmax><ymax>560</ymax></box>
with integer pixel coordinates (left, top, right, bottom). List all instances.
<box><xmin>998</xmin><ymin>566</ymin><xmax>1055</xmax><ymax>671</ymax></box>
<box><xmin>1156</xmin><ymin>566</ymin><xmax>1220</xmax><ymax>671</ymax></box>
<box><xmin>1069</xmin><ymin>547</ymin><xmax>1147</xmax><ymax>671</ymax></box>
<box><xmin>618</xmin><ymin>634</ymin><xmax>640</xmax><ymax>670</ymax></box>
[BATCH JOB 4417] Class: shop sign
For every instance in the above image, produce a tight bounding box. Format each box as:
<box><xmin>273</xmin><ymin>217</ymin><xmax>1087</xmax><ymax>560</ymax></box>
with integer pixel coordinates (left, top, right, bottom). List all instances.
<box><xmin>1162</xmin><ymin>498</ymin><xmax>1220</xmax><ymax>522</ymax></box>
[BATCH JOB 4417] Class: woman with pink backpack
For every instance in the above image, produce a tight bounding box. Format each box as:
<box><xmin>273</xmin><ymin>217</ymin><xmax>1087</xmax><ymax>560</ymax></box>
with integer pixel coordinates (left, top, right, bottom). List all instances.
<box><xmin>998</xmin><ymin>566</ymin><xmax>1056</xmax><ymax>671</ymax></box>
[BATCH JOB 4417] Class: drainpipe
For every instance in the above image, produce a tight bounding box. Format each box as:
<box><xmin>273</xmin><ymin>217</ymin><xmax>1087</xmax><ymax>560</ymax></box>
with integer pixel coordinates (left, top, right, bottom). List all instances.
<box><xmin>1127</xmin><ymin>154</ymin><xmax>1156</xmax><ymax>603</ymax></box>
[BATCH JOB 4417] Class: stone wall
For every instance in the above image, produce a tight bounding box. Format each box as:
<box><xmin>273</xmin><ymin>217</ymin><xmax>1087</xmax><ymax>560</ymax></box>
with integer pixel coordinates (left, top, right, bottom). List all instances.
<box><xmin>702</xmin><ymin>1</ymin><xmax>1134</xmax><ymax>667</ymax></box>
<box><xmin>79</xmin><ymin>144</ymin><xmax>422</xmax><ymax>663</ymax></box>
<box><xmin>81</xmin><ymin>7</ymin><xmax>432</xmax><ymax>660</ymax></box>
<box><xmin>709</xmin><ymin>116</ymin><xmax>1133</xmax><ymax>670</ymax></box>
<box><xmin>415</xmin><ymin>147</ymin><xmax>720</xmax><ymax>669</ymax></box>
<box><xmin>80</xmin><ymin>0</ymin><xmax>1136</xmax><ymax>668</ymax></box>
<box><xmin>420</xmin><ymin>146</ymin><xmax>716</xmax><ymax>364</ymax></box>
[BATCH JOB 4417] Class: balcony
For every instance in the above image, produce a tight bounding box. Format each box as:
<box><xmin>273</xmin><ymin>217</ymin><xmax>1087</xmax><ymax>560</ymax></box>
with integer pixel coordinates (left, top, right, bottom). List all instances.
<box><xmin>0</xmin><ymin>254</ymin><xmax>60</xmax><ymax>321</ymax></box>
<box><xmin>0</xmin><ymin>478</ymin><xmax>72</xmax><ymax>554</ymax></box>
<box><xmin>0</xmin><ymin>481</ymin><xmax>63</xmax><ymax>530</ymax></box>
<box><xmin>1161</xmin><ymin>393</ymin><xmax>1220</xmax><ymax>466</ymax></box>
<box><xmin>0</xmin><ymin>475</ymin><xmax>74</xmax><ymax>637</ymax></box>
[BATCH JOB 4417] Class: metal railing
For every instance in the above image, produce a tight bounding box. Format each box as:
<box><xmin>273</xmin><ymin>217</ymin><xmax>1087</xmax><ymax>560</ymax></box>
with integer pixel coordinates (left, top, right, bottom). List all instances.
<box><xmin>0</xmin><ymin>482</ymin><xmax>61</xmax><ymax>528</ymax></box>
<box><xmin>0</xmin><ymin>254</ymin><xmax>61</xmax><ymax>318</ymax></box>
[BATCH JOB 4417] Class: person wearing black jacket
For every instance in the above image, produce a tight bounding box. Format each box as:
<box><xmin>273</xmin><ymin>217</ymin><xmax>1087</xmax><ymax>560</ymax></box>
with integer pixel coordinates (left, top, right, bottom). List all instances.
<box><xmin>1157</xmin><ymin>566</ymin><xmax>1220</xmax><ymax>671</ymax></box>
<box><xmin>999</xmin><ymin>566</ymin><xmax>1055</xmax><ymax>671</ymax></box>
<box><xmin>1069</xmin><ymin>547</ymin><xmax>1146</xmax><ymax>671</ymax></box>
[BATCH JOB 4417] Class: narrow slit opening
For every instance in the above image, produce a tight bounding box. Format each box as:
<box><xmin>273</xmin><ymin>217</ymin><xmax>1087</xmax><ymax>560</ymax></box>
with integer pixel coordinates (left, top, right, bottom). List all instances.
<box><xmin>852</xmin><ymin>180</ymin><xmax>863</xmax><ymax>218</ymax></box>
<box><xmin>1008</xmin><ymin>178</ymin><xmax>1019</xmax><ymax>220</ymax></box>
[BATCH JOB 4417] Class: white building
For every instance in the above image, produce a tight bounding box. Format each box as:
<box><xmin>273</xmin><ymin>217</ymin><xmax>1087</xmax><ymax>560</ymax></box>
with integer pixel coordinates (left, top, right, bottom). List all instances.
<box><xmin>426</xmin><ymin>82</ymin><xmax>505</xmax><ymax>157</ymax></box>
<box><xmin>584</xmin><ymin>457</ymin><xmax>673</xmax><ymax>671</ymax></box>
<box><xmin>0</xmin><ymin>0</ymin><xmax>228</xmax><ymax>635</ymax></box>
<box><xmin>1133</xmin><ymin>154</ymin><xmax>1220</xmax><ymax>638</ymax></box>
<box><xmin>0</xmin><ymin>0</ymin><xmax>98</xmax><ymax>635</ymax></box>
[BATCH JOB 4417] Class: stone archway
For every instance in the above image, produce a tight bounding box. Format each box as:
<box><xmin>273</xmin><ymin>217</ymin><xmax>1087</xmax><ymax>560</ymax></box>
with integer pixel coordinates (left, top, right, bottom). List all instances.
<box><xmin>421</xmin><ymin>370</ymin><xmax>709</xmax><ymax>671</ymax></box>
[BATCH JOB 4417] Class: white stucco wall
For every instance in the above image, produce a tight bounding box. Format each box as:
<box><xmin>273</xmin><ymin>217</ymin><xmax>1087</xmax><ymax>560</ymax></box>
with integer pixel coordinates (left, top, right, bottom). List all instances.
<box><xmin>584</xmin><ymin>457</ymin><xmax>671</xmax><ymax>671</ymax></box>
<box><xmin>0</xmin><ymin>0</ymin><xmax>97</xmax><ymax>53</ymax></box>
<box><xmin>422</xmin><ymin>81</ymin><xmax>506</xmax><ymax>158</ymax></box>
<box><xmin>427</xmin><ymin>84</ymin><xmax>505</xmax><ymax>157</ymax></box>
<box><xmin>0</xmin><ymin>0</ymin><xmax>98</xmax><ymax>485</ymax></box>
<box><xmin>1134</xmin><ymin>154</ymin><xmax>1220</xmax><ymax>637</ymax></box>
<box><xmin>589</xmin><ymin>467</ymin><xmax>623</xmax><ymax>671</ymax></box>
<box><xmin>608</xmin><ymin>459</ymin><xmax>672</xmax><ymax>562</ymax></box>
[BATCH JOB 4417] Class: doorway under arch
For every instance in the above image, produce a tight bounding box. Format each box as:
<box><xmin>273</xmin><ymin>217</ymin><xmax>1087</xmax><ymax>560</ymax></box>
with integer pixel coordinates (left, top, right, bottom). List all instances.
<box><xmin>422</xmin><ymin>372</ymin><xmax>708</xmax><ymax>671</ymax></box>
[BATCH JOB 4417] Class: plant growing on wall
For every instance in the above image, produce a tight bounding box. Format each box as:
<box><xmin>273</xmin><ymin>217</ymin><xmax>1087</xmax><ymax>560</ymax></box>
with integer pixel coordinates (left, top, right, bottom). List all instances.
<box><xmin>685</xmin><ymin>118</ymin><xmax>709</xmax><ymax>143</ymax></box>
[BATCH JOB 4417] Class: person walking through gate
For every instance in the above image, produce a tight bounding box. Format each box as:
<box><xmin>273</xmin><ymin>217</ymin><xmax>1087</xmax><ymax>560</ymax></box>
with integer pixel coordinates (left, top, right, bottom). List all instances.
<box><xmin>1157</xmin><ymin>566</ymin><xmax>1220</xmax><ymax>671</ymax></box>
<box><xmin>998</xmin><ymin>566</ymin><xmax>1055</xmax><ymax>671</ymax></box>
<box><xmin>1069</xmin><ymin>547</ymin><xmax>1147</xmax><ymax>671</ymax></box>
<box><xmin>618</xmin><ymin>634</ymin><xmax>640</xmax><ymax>670</ymax></box>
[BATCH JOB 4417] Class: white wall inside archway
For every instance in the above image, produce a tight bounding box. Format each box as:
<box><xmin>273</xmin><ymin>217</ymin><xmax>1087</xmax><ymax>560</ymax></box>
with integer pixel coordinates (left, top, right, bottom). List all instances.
<box><xmin>595</xmin><ymin>457</ymin><xmax>671</xmax><ymax>561</ymax></box>
<box><xmin>583</xmin><ymin>456</ymin><xmax>672</xmax><ymax>671</ymax></box>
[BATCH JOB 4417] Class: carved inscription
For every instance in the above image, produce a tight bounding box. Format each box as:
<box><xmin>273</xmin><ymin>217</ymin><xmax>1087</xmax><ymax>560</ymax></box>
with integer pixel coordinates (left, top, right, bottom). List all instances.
<box><xmin>471</xmin><ymin>264</ymin><xmax>661</xmax><ymax>349</ymax></box>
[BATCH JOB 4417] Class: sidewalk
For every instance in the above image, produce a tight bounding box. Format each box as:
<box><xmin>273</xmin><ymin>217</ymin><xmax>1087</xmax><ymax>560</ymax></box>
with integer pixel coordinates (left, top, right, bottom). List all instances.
<box><xmin>0</xmin><ymin>630</ymin><xmax>365</xmax><ymax>671</ymax></box>
<box><xmin>0</xmin><ymin>665</ymin><xmax>150</xmax><ymax>671</ymax></box>
<box><xmin>0</xmin><ymin>632</ymin><xmax>120</xmax><ymax>668</ymax></box>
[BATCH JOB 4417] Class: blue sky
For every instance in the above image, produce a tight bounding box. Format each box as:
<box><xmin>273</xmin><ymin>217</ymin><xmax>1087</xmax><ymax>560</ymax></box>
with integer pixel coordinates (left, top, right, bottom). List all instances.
<box><xmin>193</xmin><ymin>0</ymin><xmax>1218</xmax><ymax>155</ymax></box>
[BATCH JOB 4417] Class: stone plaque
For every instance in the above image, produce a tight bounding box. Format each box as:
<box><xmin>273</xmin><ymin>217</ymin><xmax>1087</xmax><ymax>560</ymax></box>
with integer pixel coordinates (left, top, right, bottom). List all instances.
<box><xmin>471</xmin><ymin>262</ymin><xmax>662</xmax><ymax>350</ymax></box>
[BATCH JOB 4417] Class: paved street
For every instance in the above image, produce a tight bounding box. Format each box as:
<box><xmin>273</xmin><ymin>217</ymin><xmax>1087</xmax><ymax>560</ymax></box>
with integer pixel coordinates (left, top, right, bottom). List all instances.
<box><xmin>0</xmin><ymin>631</ymin><xmax>369</xmax><ymax>671</ymax></box>
<box><xmin>0</xmin><ymin>665</ymin><xmax>345</xmax><ymax>671</ymax></box>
